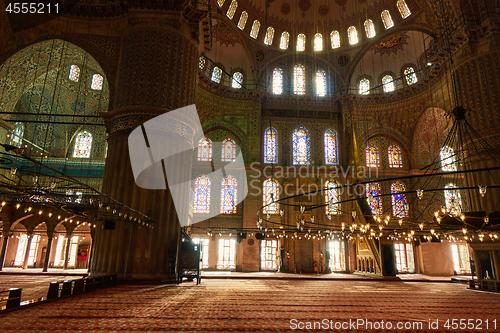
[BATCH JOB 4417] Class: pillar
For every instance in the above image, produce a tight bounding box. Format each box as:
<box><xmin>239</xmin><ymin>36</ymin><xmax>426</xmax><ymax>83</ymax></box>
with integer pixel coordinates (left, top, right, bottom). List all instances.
<box><xmin>0</xmin><ymin>232</ymin><xmax>10</xmax><ymax>271</ymax></box>
<box><xmin>22</xmin><ymin>233</ymin><xmax>33</xmax><ymax>270</ymax></box>
<box><xmin>90</xmin><ymin>7</ymin><xmax>203</xmax><ymax>280</ymax></box>
<box><xmin>42</xmin><ymin>235</ymin><xmax>53</xmax><ymax>272</ymax></box>
<box><xmin>63</xmin><ymin>233</ymin><xmax>72</xmax><ymax>270</ymax></box>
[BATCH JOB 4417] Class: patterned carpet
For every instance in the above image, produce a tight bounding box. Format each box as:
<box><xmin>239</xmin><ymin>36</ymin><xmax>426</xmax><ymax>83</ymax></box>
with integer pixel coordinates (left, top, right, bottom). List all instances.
<box><xmin>1</xmin><ymin>279</ymin><xmax>500</xmax><ymax>332</ymax></box>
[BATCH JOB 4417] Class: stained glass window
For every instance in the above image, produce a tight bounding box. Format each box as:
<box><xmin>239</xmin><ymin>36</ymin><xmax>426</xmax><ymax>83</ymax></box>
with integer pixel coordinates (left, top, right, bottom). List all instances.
<box><xmin>297</xmin><ymin>33</ymin><xmax>306</xmax><ymax>51</ymax></box>
<box><xmin>69</xmin><ymin>65</ymin><xmax>80</xmax><ymax>82</ymax></box>
<box><xmin>381</xmin><ymin>10</ymin><xmax>394</xmax><ymax>29</ymax></box>
<box><xmin>193</xmin><ymin>175</ymin><xmax>211</xmax><ymax>214</ymax></box>
<box><xmin>264</xmin><ymin>27</ymin><xmax>275</xmax><ymax>45</ymax></box>
<box><xmin>10</xmin><ymin>122</ymin><xmax>24</xmax><ymax>147</ymax></box>
<box><xmin>388</xmin><ymin>144</ymin><xmax>403</xmax><ymax>168</ymax></box>
<box><xmin>292</xmin><ymin>126</ymin><xmax>311</xmax><ymax>165</ymax></box>
<box><xmin>314</xmin><ymin>33</ymin><xmax>323</xmax><ymax>51</ymax></box>
<box><xmin>280</xmin><ymin>31</ymin><xmax>290</xmax><ymax>49</ymax></box>
<box><xmin>238</xmin><ymin>11</ymin><xmax>248</xmax><ymax>30</ymax></box>
<box><xmin>264</xmin><ymin>127</ymin><xmax>278</xmax><ymax>164</ymax></box>
<box><xmin>391</xmin><ymin>181</ymin><xmax>408</xmax><ymax>218</ymax></box>
<box><xmin>366</xmin><ymin>182</ymin><xmax>383</xmax><ymax>215</ymax></box>
<box><xmin>217</xmin><ymin>0</ymin><xmax>225</xmax><ymax>7</ymax></box>
<box><xmin>199</xmin><ymin>56</ymin><xmax>205</xmax><ymax>70</ymax></box>
<box><xmin>272</xmin><ymin>68</ymin><xmax>283</xmax><ymax>95</ymax></box>
<box><xmin>324</xmin><ymin>128</ymin><xmax>338</xmax><ymax>165</ymax></box>
<box><xmin>73</xmin><ymin>131</ymin><xmax>92</xmax><ymax>158</ymax></box>
<box><xmin>232</xmin><ymin>72</ymin><xmax>243</xmax><ymax>89</ymax></box>
<box><xmin>91</xmin><ymin>74</ymin><xmax>103</xmax><ymax>90</ymax></box>
<box><xmin>366</xmin><ymin>144</ymin><xmax>380</xmax><ymax>167</ymax></box>
<box><xmin>221</xmin><ymin>138</ymin><xmax>236</xmax><ymax>162</ymax></box>
<box><xmin>364</xmin><ymin>19</ymin><xmax>376</xmax><ymax>38</ymax></box>
<box><xmin>348</xmin><ymin>26</ymin><xmax>358</xmax><ymax>45</ymax></box>
<box><xmin>331</xmin><ymin>31</ymin><xmax>341</xmax><ymax>49</ymax></box>
<box><xmin>440</xmin><ymin>146</ymin><xmax>457</xmax><ymax>171</ymax></box>
<box><xmin>250</xmin><ymin>20</ymin><xmax>260</xmax><ymax>39</ymax></box>
<box><xmin>226</xmin><ymin>0</ymin><xmax>237</xmax><ymax>19</ymax></box>
<box><xmin>382</xmin><ymin>75</ymin><xmax>395</xmax><ymax>93</ymax></box>
<box><xmin>325</xmin><ymin>180</ymin><xmax>341</xmax><ymax>214</ymax></box>
<box><xmin>197</xmin><ymin>137</ymin><xmax>213</xmax><ymax>161</ymax></box>
<box><xmin>397</xmin><ymin>0</ymin><xmax>411</xmax><ymax>19</ymax></box>
<box><xmin>359</xmin><ymin>78</ymin><xmax>370</xmax><ymax>95</ymax></box>
<box><xmin>263</xmin><ymin>178</ymin><xmax>280</xmax><ymax>214</ymax></box>
<box><xmin>211</xmin><ymin>66</ymin><xmax>222</xmax><ymax>83</ymax></box>
<box><xmin>316</xmin><ymin>70</ymin><xmax>326</xmax><ymax>97</ymax></box>
<box><xmin>404</xmin><ymin>67</ymin><xmax>417</xmax><ymax>85</ymax></box>
<box><xmin>220</xmin><ymin>175</ymin><xmax>238</xmax><ymax>214</ymax></box>
<box><xmin>445</xmin><ymin>183</ymin><xmax>462</xmax><ymax>216</ymax></box>
<box><xmin>293</xmin><ymin>64</ymin><xmax>305</xmax><ymax>95</ymax></box>
<box><xmin>105</xmin><ymin>143</ymin><xmax>108</xmax><ymax>158</ymax></box>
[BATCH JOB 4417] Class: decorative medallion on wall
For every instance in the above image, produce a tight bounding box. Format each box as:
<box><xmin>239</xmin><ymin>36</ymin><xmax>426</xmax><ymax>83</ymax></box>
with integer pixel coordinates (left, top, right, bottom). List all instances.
<box><xmin>338</xmin><ymin>55</ymin><xmax>349</xmax><ymax>67</ymax></box>
<box><xmin>335</xmin><ymin>0</ymin><xmax>348</xmax><ymax>10</ymax></box>
<box><xmin>318</xmin><ymin>5</ymin><xmax>329</xmax><ymax>16</ymax></box>
<box><xmin>247</xmin><ymin>238</ymin><xmax>254</xmax><ymax>246</ymax></box>
<box><xmin>298</xmin><ymin>0</ymin><xmax>311</xmax><ymax>17</ymax></box>
<box><xmin>255</xmin><ymin>50</ymin><xmax>265</xmax><ymax>61</ymax></box>
<box><xmin>281</xmin><ymin>3</ymin><xmax>290</xmax><ymax>15</ymax></box>
<box><xmin>372</xmin><ymin>32</ymin><xmax>409</xmax><ymax>55</ymax></box>
<box><xmin>214</xmin><ymin>22</ymin><xmax>240</xmax><ymax>46</ymax></box>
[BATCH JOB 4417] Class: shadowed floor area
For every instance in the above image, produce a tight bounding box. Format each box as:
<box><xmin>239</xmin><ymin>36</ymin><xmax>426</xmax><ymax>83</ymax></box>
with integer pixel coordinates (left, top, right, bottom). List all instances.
<box><xmin>1</xmin><ymin>279</ymin><xmax>500</xmax><ymax>332</ymax></box>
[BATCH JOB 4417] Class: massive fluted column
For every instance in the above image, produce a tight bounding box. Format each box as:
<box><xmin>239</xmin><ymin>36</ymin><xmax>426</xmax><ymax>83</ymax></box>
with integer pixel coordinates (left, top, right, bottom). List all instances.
<box><xmin>90</xmin><ymin>9</ymin><xmax>202</xmax><ymax>280</ymax></box>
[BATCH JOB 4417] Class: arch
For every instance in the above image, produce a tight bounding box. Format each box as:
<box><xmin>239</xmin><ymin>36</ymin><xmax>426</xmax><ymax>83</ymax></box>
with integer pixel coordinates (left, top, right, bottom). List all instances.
<box><xmin>197</xmin><ymin>137</ymin><xmax>213</xmax><ymax>161</ymax></box>
<box><xmin>232</xmin><ymin>72</ymin><xmax>243</xmax><ymax>89</ymax></box>
<box><xmin>279</xmin><ymin>31</ymin><xmax>290</xmax><ymax>50</ymax></box>
<box><xmin>325</xmin><ymin>180</ymin><xmax>341</xmax><ymax>215</ymax></box>
<box><xmin>359</xmin><ymin>78</ymin><xmax>370</xmax><ymax>95</ymax></box>
<box><xmin>237</xmin><ymin>11</ymin><xmax>248</xmax><ymax>30</ymax></box>
<box><xmin>264</xmin><ymin>127</ymin><xmax>278</xmax><ymax>164</ymax></box>
<box><xmin>250</xmin><ymin>20</ymin><xmax>260</xmax><ymax>39</ymax></box>
<box><xmin>264</xmin><ymin>27</ymin><xmax>275</xmax><ymax>45</ymax></box>
<box><xmin>293</xmin><ymin>64</ymin><xmax>306</xmax><ymax>95</ymax></box>
<box><xmin>220</xmin><ymin>175</ymin><xmax>238</xmax><ymax>214</ymax></box>
<box><xmin>211</xmin><ymin>66</ymin><xmax>222</xmax><ymax>83</ymax></box>
<box><xmin>324</xmin><ymin>128</ymin><xmax>338</xmax><ymax>165</ymax></box>
<box><xmin>69</xmin><ymin>64</ymin><xmax>80</xmax><ymax>82</ymax></box>
<box><xmin>364</xmin><ymin>19</ymin><xmax>376</xmax><ymax>38</ymax></box>
<box><xmin>403</xmin><ymin>66</ymin><xmax>418</xmax><ymax>85</ymax></box>
<box><xmin>90</xmin><ymin>74</ymin><xmax>103</xmax><ymax>90</ymax></box>
<box><xmin>263</xmin><ymin>178</ymin><xmax>280</xmax><ymax>214</ymax></box>
<box><xmin>440</xmin><ymin>146</ymin><xmax>457</xmax><ymax>171</ymax></box>
<box><xmin>296</xmin><ymin>33</ymin><xmax>306</xmax><ymax>51</ymax></box>
<box><xmin>315</xmin><ymin>70</ymin><xmax>326</xmax><ymax>97</ymax></box>
<box><xmin>221</xmin><ymin>138</ymin><xmax>236</xmax><ymax>162</ymax></box>
<box><xmin>388</xmin><ymin>144</ymin><xmax>403</xmax><ymax>168</ymax></box>
<box><xmin>397</xmin><ymin>0</ymin><xmax>411</xmax><ymax>19</ymax></box>
<box><xmin>381</xmin><ymin>10</ymin><xmax>395</xmax><ymax>29</ymax></box>
<box><xmin>73</xmin><ymin>131</ymin><xmax>93</xmax><ymax>158</ymax></box>
<box><xmin>330</xmin><ymin>31</ymin><xmax>341</xmax><ymax>49</ymax></box>
<box><xmin>382</xmin><ymin>74</ymin><xmax>395</xmax><ymax>93</ymax></box>
<box><xmin>391</xmin><ymin>181</ymin><xmax>409</xmax><ymax>218</ymax></box>
<box><xmin>445</xmin><ymin>183</ymin><xmax>462</xmax><ymax>216</ymax></box>
<box><xmin>193</xmin><ymin>175</ymin><xmax>211</xmax><ymax>214</ymax></box>
<box><xmin>272</xmin><ymin>67</ymin><xmax>283</xmax><ymax>95</ymax></box>
<box><xmin>366</xmin><ymin>182</ymin><xmax>383</xmax><ymax>215</ymax></box>
<box><xmin>314</xmin><ymin>33</ymin><xmax>323</xmax><ymax>51</ymax></box>
<box><xmin>292</xmin><ymin>126</ymin><xmax>311</xmax><ymax>165</ymax></box>
<box><xmin>348</xmin><ymin>26</ymin><xmax>358</xmax><ymax>45</ymax></box>
<box><xmin>226</xmin><ymin>0</ymin><xmax>238</xmax><ymax>20</ymax></box>
<box><xmin>366</xmin><ymin>144</ymin><xmax>380</xmax><ymax>167</ymax></box>
<box><xmin>10</xmin><ymin>122</ymin><xmax>24</xmax><ymax>147</ymax></box>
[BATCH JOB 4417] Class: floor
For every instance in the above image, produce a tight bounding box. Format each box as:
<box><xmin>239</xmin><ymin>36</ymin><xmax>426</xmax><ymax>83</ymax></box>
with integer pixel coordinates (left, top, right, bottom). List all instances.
<box><xmin>1</xmin><ymin>279</ymin><xmax>499</xmax><ymax>332</ymax></box>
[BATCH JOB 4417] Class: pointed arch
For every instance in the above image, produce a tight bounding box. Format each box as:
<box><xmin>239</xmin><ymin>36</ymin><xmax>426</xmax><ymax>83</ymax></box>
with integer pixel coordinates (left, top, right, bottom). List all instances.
<box><xmin>272</xmin><ymin>68</ymin><xmax>283</xmax><ymax>95</ymax></box>
<box><xmin>331</xmin><ymin>31</ymin><xmax>341</xmax><ymax>49</ymax></box>
<box><xmin>194</xmin><ymin>175</ymin><xmax>211</xmax><ymax>214</ymax></box>
<box><xmin>292</xmin><ymin>126</ymin><xmax>311</xmax><ymax>165</ymax></box>
<box><xmin>440</xmin><ymin>146</ymin><xmax>457</xmax><ymax>171</ymax></box>
<box><xmin>324</xmin><ymin>128</ymin><xmax>338</xmax><ymax>165</ymax></box>
<box><xmin>314</xmin><ymin>33</ymin><xmax>323</xmax><ymax>51</ymax></box>
<box><xmin>293</xmin><ymin>64</ymin><xmax>305</xmax><ymax>95</ymax></box>
<box><xmin>250</xmin><ymin>20</ymin><xmax>260</xmax><ymax>39</ymax></box>
<box><xmin>359</xmin><ymin>78</ymin><xmax>370</xmax><ymax>95</ymax></box>
<box><xmin>366</xmin><ymin>182</ymin><xmax>383</xmax><ymax>215</ymax></box>
<box><xmin>297</xmin><ymin>33</ymin><xmax>306</xmax><ymax>51</ymax></box>
<box><xmin>348</xmin><ymin>26</ymin><xmax>358</xmax><ymax>45</ymax></box>
<box><xmin>366</xmin><ymin>144</ymin><xmax>380</xmax><ymax>167</ymax></box>
<box><xmin>221</xmin><ymin>138</ymin><xmax>236</xmax><ymax>162</ymax></box>
<box><xmin>388</xmin><ymin>144</ymin><xmax>403</xmax><ymax>168</ymax></box>
<box><xmin>264</xmin><ymin>27</ymin><xmax>275</xmax><ymax>45</ymax></box>
<box><xmin>237</xmin><ymin>11</ymin><xmax>248</xmax><ymax>30</ymax></box>
<box><xmin>263</xmin><ymin>178</ymin><xmax>280</xmax><ymax>214</ymax></box>
<box><xmin>445</xmin><ymin>183</ymin><xmax>462</xmax><ymax>216</ymax></box>
<box><xmin>391</xmin><ymin>181</ymin><xmax>408</xmax><ymax>218</ymax></box>
<box><xmin>264</xmin><ymin>127</ymin><xmax>278</xmax><ymax>163</ymax></box>
<box><xmin>198</xmin><ymin>137</ymin><xmax>213</xmax><ymax>161</ymax></box>
<box><xmin>280</xmin><ymin>31</ymin><xmax>290</xmax><ymax>49</ymax></box>
<box><xmin>73</xmin><ymin>131</ymin><xmax>92</xmax><ymax>158</ymax></box>
<box><xmin>382</xmin><ymin>75</ymin><xmax>395</xmax><ymax>92</ymax></box>
<box><xmin>325</xmin><ymin>180</ymin><xmax>341</xmax><ymax>214</ymax></box>
<box><xmin>226</xmin><ymin>0</ymin><xmax>238</xmax><ymax>19</ymax></box>
<box><xmin>221</xmin><ymin>175</ymin><xmax>238</xmax><ymax>214</ymax></box>
<box><xmin>364</xmin><ymin>19</ymin><xmax>376</xmax><ymax>38</ymax></box>
<box><xmin>381</xmin><ymin>10</ymin><xmax>395</xmax><ymax>29</ymax></box>
<box><xmin>397</xmin><ymin>0</ymin><xmax>411</xmax><ymax>19</ymax></box>
<box><xmin>316</xmin><ymin>70</ymin><xmax>326</xmax><ymax>97</ymax></box>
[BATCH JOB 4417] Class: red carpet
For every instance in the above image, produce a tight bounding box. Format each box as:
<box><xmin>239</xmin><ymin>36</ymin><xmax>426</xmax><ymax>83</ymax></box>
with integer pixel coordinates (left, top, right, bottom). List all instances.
<box><xmin>1</xmin><ymin>279</ymin><xmax>500</xmax><ymax>332</ymax></box>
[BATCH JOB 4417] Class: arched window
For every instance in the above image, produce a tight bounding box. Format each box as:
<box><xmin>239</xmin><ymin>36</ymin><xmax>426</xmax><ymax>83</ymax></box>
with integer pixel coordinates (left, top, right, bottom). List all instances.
<box><xmin>293</xmin><ymin>64</ymin><xmax>306</xmax><ymax>95</ymax></box>
<box><xmin>272</xmin><ymin>68</ymin><xmax>283</xmax><ymax>95</ymax></box>
<box><xmin>264</xmin><ymin>27</ymin><xmax>275</xmax><ymax>45</ymax></box>
<box><xmin>382</xmin><ymin>75</ymin><xmax>395</xmax><ymax>93</ymax></box>
<box><xmin>211</xmin><ymin>66</ymin><xmax>222</xmax><ymax>83</ymax></box>
<box><xmin>364</xmin><ymin>19</ymin><xmax>376</xmax><ymax>38</ymax></box>
<box><xmin>440</xmin><ymin>146</ymin><xmax>457</xmax><ymax>171</ymax></box>
<box><xmin>324</xmin><ymin>128</ymin><xmax>338</xmax><ymax>165</ymax></box>
<box><xmin>404</xmin><ymin>67</ymin><xmax>418</xmax><ymax>85</ymax></box>
<box><xmin>292</xmin><ymin>126</ymin><xmax>311</xmax><ymax>165</ymax></box>
<box><xmin>366</xmin><ymin>144</ymin><xmax>380</xmax><ymax>167</ymax></box>
<box><xmin>297</xmin><ymin>33</ymin><xmax>306</xmax><ymax>51</ymax></box>
<box><xmin>264</xmin><ymin>127</ymin><xmax>278</xmax><ymax>164</ymax></box>
<box><xmin>199</xmin><ymin>56</ymin><xmax>205</xmax><ymax>70</ymax></box>
<box><xmin>232</xmin><ymin>72</ymin><xmax>243</xmax><ymax>89</ymax></box>
<box><xmin>325</xmin><ymin>180</ymin><xmax>341</xmax><ymax>215</ymax></box>
<box><xmin>10</xmin><ymin>122</ymin><xmax>24</xmax><ymax>147</ymax></box>
<box><xmin>314</xmin><ymin>33</ymin><xmax>323</xmax><ymax>51</ymax></box>
<box><xmin>388</xmin><ymin>144</ymin><xmax>403</xmax><ymax>168</ymax></box>
<box><xmin>217</xmin><ymin>0</ymin><xmax>225</xmax><ymax>7</ymax></box>
<box><xmin>263</xmin><ymin>178</ymin><xmax>280</xmax><ymax>214</ymax></box>
<box><xmin>316</xmin><ymin>70</ymin><xmax>326</xmax><ymax>97</ymax></box>
<box><xmin>237</xmin><ymin>11</ymin><xmax>248</xmax><ymax>30</ymax></box>
<box><xmin>348</xmin><ymin>26</ymin><xmax>358</xmax><ymax>45</ymax></box>
<box><xmin>445</xmin><ymin>183</ymin><xmax>462</xmax><ymax>216</ymax></box>
<box><xmin>221</xmin><ymin>175</ymin><xmax>238</xmax><ymax>214</ymax></box>
<box><xmin>73</xmin><ymin>131</ymin><xmax>92</xmax><ymax>158</ymax></box>
<box><xmin>197</xmin><ymin>137</ymin><xmax>213</xmax><ymax>161</ymax></box>
<box><xmin>359</xmin><ymin>78</ymin><xmax>370</xmax><ymax>95</ymax></box>
<box><xmin>391</xmin><ymin>181</ymin><xmax>408</xmax><ymax>218</ymax></box>
<box><xmin>91</xmin><ymin>74</ymin><xmax>103</xmax><ymax>90</ymax></box>
<box><xmin>381</xmin><ymin>10</ymin><xmax>394</xmax><ymax>29</ymax></box>
<box><xmin>221</xmin><ymin>138</ymin><xmax>236</xmax><ymax>162</ymax></box>
<box><xmin>397</xmin><ymin>0</ymin><xmax>411</xmax><ymax>19</ymax></box>
<box><xmin>280</xmin><ymin>31</ymin><xmax>290</xmax><ymax>49</ymax></box>
<box><xmin>69</xmin><ymin>65</ymin><xmax>80</xmax><ymax>82</ymax></box>
<box><xmin>250</xmin><ymin>20</ymin><xmax>260</xmax><ymax>39</ymax></box>
<box><xmin>366</xmin><ymin>182</ymin><xmax>383</xmax><ymax>215</ymax></box>
<box><xmin>193</xmin><ymin>175</ymin><xmax>211</xmax><ymax>214</ymax></box>
<box><xmin>331</xmin><ymin>31</ymin><xmax>341</xmax><ymax>49</ymax></box>
<box><xmin>226</xmin><ymin>0</ymin><xmax>237</xmax><ymax>19</ymax></box>
<box><xmin>105</xmin><ymin>143</ymin><xmax>108</xmax><ymax>158</ymax></box>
